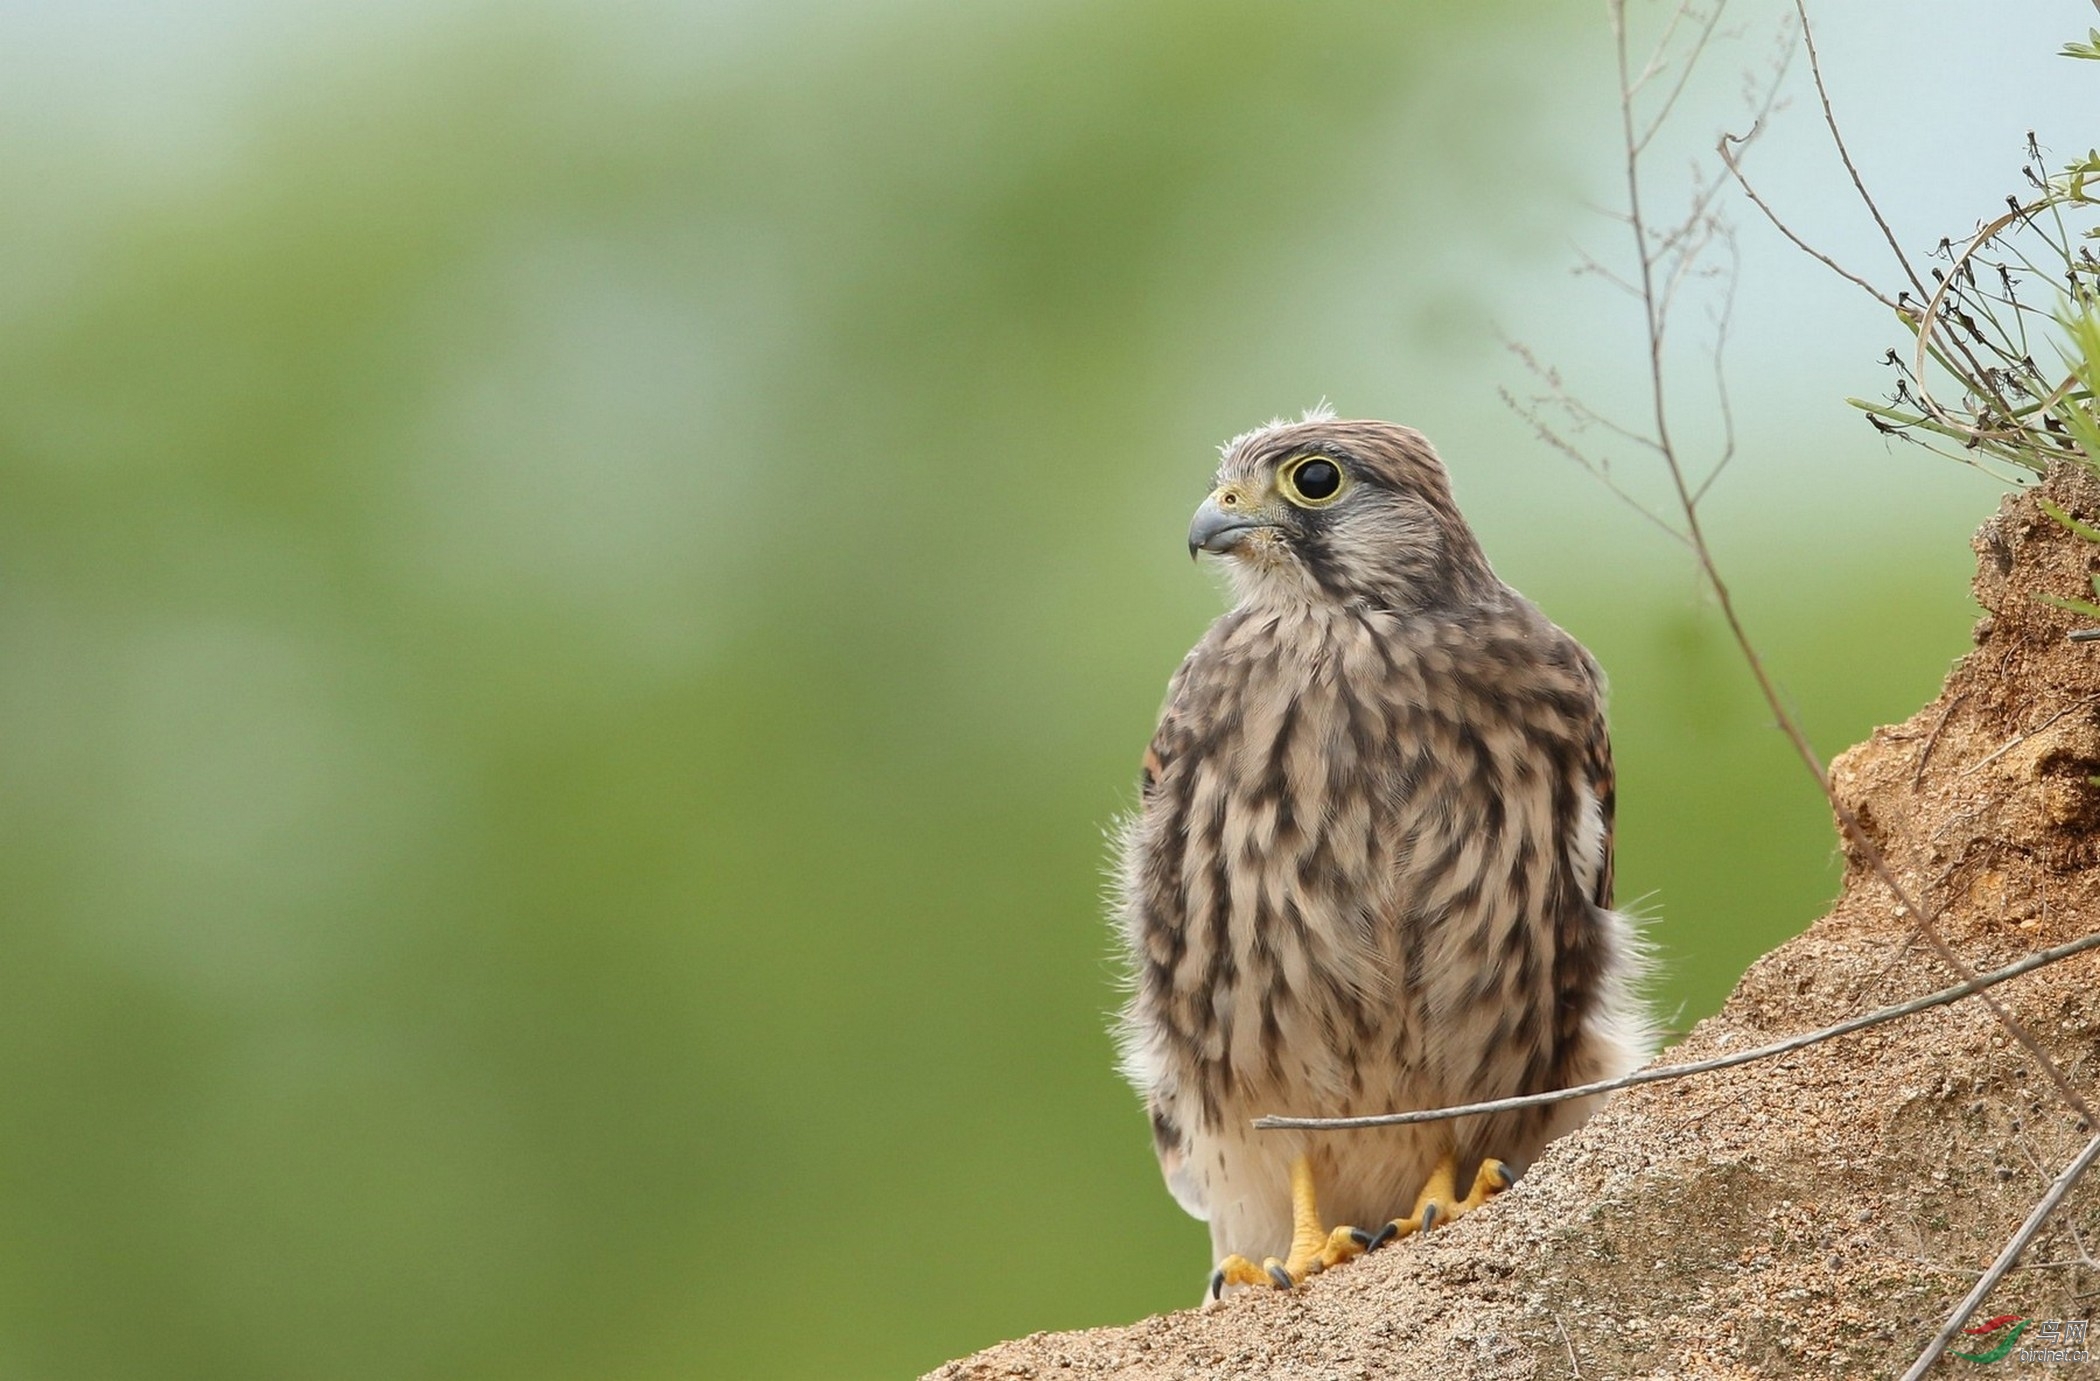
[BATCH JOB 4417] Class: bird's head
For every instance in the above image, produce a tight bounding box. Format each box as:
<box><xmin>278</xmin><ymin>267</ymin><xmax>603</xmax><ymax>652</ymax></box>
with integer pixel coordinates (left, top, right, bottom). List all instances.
<box><xmin>1190</xmin><ymin>411</ymin><xmax>1496</xmax><ymax>612</ymax></box>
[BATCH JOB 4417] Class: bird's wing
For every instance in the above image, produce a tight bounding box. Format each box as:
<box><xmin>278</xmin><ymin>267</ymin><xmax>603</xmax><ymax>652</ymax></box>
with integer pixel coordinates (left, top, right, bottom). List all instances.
<box><xmin>1133</xmin><ymin>668</ymin><xmax>1211</xmax><ymax>1223</ymax></box>
<box><xmin>1574</xmin><ymin>674</ymin><xmax>1617</xmax><ymax>912</ymax></box>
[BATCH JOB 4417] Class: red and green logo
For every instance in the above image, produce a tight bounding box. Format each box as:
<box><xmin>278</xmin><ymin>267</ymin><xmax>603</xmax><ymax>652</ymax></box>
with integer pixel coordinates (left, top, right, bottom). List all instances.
<box><xmin>1951</xmin><ymin>1315</ymin><xmax>2027</xmax><ymax>1364</ymax></box>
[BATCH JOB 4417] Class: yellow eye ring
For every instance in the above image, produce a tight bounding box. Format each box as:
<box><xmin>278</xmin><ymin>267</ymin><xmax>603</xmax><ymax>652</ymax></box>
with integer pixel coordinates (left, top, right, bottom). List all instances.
<box><xmin>1279</xmin><ymin>454</ymin><xmax>1347</xmax><ymax>508</ymax></box>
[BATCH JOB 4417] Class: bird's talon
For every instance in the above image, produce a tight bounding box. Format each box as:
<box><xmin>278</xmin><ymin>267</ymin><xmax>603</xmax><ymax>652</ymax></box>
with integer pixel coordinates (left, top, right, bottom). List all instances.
<box><xmin>1210</xmin><ymin>1253</ymin><xmax>1280</xmax><ymax>1297</ymax></box>
<box><xmin>1378</xmin><ymin>1151</ymin><xmax>1517</xmax><ymax>1253</ymax></box>
<box><xmin>1209</xmin><ymin>1152</ymin><xmax>1516</xmax><ymax>1299</ymax></box>
<box><xmin>1316</xmin><ymin>1223</ymin><xmax>1366</xmax><ymax>1267</ymax></box>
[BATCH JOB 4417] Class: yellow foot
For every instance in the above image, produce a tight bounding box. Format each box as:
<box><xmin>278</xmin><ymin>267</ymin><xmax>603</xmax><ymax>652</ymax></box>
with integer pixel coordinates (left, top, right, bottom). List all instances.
<box><xmin>1210</xmin><ymin>1225</ymin><xmax>1367</xmax><ymax>1296</ymax></box>
<box><xmin>1372</xmin><ymin>1153</ymin><xmax>1513</xmax><ymax>1249</ymax></box>
<box><xmin>1208</xmin><ymin>1156</ymin><xmax>1373</xmax><ymax>1299</ymax></box>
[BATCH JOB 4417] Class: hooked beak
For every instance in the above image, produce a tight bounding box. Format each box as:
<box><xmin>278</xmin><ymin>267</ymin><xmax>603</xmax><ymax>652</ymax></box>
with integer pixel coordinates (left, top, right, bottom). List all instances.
<box><xmin>1187</xmin><ymin>490</ymin><xmax>1279</xmax><ymax>558</ymax></box>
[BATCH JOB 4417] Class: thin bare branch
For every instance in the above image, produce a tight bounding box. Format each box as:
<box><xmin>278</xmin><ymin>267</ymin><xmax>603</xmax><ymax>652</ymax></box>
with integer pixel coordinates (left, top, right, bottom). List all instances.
<box><xmin>1502</xmin><ymin>0</ymin><xmax>2097</xmax><ymax>1149</ymax></box>
<box><xmin>1571</xmin><ymin>245</ymin><xmax>1644</xmax><ymax>298</ymax></box>
<box><xmin>1653</xmin><ymin>211</ymin><xmax>1723</xmax><ymax>334</ymax></box>
<box><xmin>1691</xmin><ymin>235</ymin><xmax>1742</xmax><ymax>506</ymax></box>
<box><xmin>1910</xmin><ymin>691</ymin><xmax>1967</xmax><ymax>787</ymax></box>
<box><xmin>1790</xmin><ymin>0</ymin><xmax>1926</xmax><ymax>301</ymax></box>
<box><xmin>1499</xmin><ymin>392</ymin><xmax>1690</xmax><ymax>544</ymax></box>
<box><xmin>1718</xmin><ymin>131</ymin><xmax>1900</xmax><ymax>310</ymax></box>
<box><xmin>1624</xmin><ymin>0</ymin><xmax>1700</xmax><ymax>99</ymax></box>
<box><xmin>1645</xmin><ymin>169</ymin><xmax>1729</xmax><ymax>266</ymax></box>
<box><xmin>1626</xmin><ymin>0</ymin><xmax>2096</xmax><ymax>1129</ymax></box>
<box><xmin>1253</xmin><ymin>930</ymin><xmax>2100</xmax><ymax>1132</ymax></box>
<box><xmin>1634</xmin><ymin>0</ymin><xmax>1730</xmax><ymax>153</ymax></box>
<box><xmin>1554</xmin><ymin>1312</ymin><xmax>1584</xmax><ymax>1379</ymax></box>
<box><xmin>1766</xmin><ymin>0</ymin><xmax>2039</xmax><ymax>444</ymax></box>
<box><xmin>1957</xmin><ymin>696</ymin><xmax>2100</xmax><ymax>779</ymax></box>
<box><xmin>1900</xmin><ymin>1128</ymin><xmax>2100</xmax><ymax>1381</ymax></box>
<box><xmin>1504</xmin><ymin>338</ymin><xmax>1667</xmax><ymax>454</ymax></box>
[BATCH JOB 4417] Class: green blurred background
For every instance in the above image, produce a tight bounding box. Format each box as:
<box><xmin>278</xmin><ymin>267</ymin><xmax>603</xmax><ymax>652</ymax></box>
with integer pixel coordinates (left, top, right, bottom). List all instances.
<box><xmin>1</xmin><ymin>0</ymin><xmax>2086</xmax><ymax>1376</ymax></box>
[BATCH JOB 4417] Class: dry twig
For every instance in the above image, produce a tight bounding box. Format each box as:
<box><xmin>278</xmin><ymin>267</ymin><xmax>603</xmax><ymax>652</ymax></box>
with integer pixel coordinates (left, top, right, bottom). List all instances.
<box><xmin>1553</xmin><ymin>1312</ymin><xmax>1584</xmax><ymax>1379</ymax></box>
<box><xmin>1609</xmin><ymin>0</ymin><xmax>2097</xmax><ymax>1129</ymax></box>
<box><xmin>1955</xmin><ymin>695</ymin><xmax>2100</xmax><ymax>779</ymax></box>
<box><xmin>1255</xmin><ymin>930</ymin><xmax>2100</xmax><ymax>1131</ymax></box>
<box><xmin>1899</xmin><ymin>1128</ymin><xmax>2100</xmax><ymax>1381</ymax></box>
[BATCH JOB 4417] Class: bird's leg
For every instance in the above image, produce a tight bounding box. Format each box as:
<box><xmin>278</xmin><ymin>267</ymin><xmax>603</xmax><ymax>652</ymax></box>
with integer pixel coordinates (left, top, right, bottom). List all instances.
<box><xmin>1209</xmin><ymin>1154</ymin><xmax>1373</xmax><ymax>1297</ymax></box>
<box><xmin>1372</xmin><ymin>1151</ymin><xmax>1512</xmax><ymax>1248</ymax></box>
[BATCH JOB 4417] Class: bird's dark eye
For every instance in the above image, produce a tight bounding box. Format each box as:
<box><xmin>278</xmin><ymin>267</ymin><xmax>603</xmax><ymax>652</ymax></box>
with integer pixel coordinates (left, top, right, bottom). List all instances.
<box><xmin>1280</xmin><ymin>455</ymin><xmax>1345</xmax><ymax>507</ymax></box>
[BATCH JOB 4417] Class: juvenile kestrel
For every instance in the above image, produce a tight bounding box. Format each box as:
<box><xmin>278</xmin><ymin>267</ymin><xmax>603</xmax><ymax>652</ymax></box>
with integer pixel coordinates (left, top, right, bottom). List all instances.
<box><xmin>1113</xmin><ymin>411</ymin><xmax>1651</xmax><ymax>1297</ymax></box>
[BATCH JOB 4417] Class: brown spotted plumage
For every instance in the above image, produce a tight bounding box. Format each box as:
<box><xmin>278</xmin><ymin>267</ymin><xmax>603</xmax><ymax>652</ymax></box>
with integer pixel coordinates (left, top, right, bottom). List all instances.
<box><xmin>1113</xmin><ymin>411</ymin><xmax>1650</xmax><ymax>1294</ymax></box>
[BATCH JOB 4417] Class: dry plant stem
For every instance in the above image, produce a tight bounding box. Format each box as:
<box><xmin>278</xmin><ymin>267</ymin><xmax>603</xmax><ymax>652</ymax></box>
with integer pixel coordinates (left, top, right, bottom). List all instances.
<box><xmin>1788</xmin><ymin>0</ymin><xmax>1925</xmax><ymax>303</ymax></box>
<box><xmin>1780</xmin><ymin>0</ymin><xmax>2007</xmax><ymax>436</ymax></box>
<box><xmin>1898</xmin><ymin>1128</ymin><xmax>2100</xmax><ymax>1381</ymax></box>
<box><xmin>1911</xmin><ymin>691</ymin><xmax>1967</xmax><ymax>787</ymax></box>
<box><xmin>1493</xmin><ymin>0</ymin><xmax>2092</xmax><ymax>1129</ymax></box>
<box><xmin>1554</xmin><ymin>1312</ymin><xmax>1583</xmax><ymax>1379</ymax></box>
<box><xmin>1473</xmin><ymin>23</ymin><xmax>2096</xmax><ymax>1375</ymax></box>
<box><xmin>1717</xmin><ymin>134</ymin><xmax>1896</xmax><ymax>310</ymax></box>
<box><xmin>1495</xmin><ymin>380</ymin><xmax>1687</xmax><ymax>544</ymax></box>
<box><xmin>1254</xmin><ymin>929</ymin><xmax>2100</xmax><ymax>1132</ymax></box>
<box><xmin>1702</xmin><ymin>544</ymin><xmax>2093</xmax><ymax>1127</ymax></box>
<box><xmin>1728</xmin><ymin>1</ymin><xmax>2025</xmax><ymax>445</ymax></box>
<box><xmin>1689</xmin><ymin>237</ymin><xmax>1742</xmax><ymax>505</ymax></box>
<box><xmin>1957</xmin><ymin>696</ymin><xmax>2100</xmax><ymax>780</ymax></box>
<box><xmin>1613</xmin><ymin>0</ymin><xmax>2094</xmax><ymax>1129</ymax></box>
<box><xmin>1908</xmin><ymin>193</ymin><xmax>2072</xmax><ymax>440</ymax></box>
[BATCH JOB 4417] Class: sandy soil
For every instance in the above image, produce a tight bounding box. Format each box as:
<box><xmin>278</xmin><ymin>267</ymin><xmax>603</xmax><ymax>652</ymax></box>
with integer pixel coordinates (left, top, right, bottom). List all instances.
<box><xmin>927</xmin><ymin>465</ymin><xmax>2100</xmax><ymax>1380</ymax></box>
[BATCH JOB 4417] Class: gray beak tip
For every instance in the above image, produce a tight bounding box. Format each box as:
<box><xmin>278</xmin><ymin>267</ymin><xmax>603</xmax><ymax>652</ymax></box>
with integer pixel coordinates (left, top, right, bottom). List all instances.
<box><xmin>1188</xmin><ymin>495</ymin><xmax>1268</xmax><ymax>557</ymax></box>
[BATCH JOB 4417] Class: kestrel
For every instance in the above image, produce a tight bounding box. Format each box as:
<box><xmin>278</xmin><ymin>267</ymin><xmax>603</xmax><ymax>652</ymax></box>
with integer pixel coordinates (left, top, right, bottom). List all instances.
<box><xmin>1113</xmin><ymin>410</ymin><xmax>1651</xmax><ymax>1297</ymax></box>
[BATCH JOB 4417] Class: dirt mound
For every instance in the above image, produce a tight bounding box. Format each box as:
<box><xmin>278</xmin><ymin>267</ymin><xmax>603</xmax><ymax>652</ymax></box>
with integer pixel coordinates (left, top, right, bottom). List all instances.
<box><xmin>928</xmin><ymin>466</ymin><xmax>2100</xmax><ymax>1380</ymax></box>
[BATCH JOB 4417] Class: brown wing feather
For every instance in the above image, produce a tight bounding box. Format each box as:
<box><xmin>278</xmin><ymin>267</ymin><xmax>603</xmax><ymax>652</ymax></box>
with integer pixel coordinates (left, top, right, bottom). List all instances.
<box><xmin>1583</xmin><ymin>710</ymin><xmax>1616</xmax><ymax>911</ymax></box>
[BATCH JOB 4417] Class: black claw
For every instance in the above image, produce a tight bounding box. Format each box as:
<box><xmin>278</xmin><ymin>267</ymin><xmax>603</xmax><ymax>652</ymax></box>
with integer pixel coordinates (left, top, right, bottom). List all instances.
<box><xmin>1208</xmin><ymin>1268</ymin><xmax>1225</xmax><ymax>1301</ymax></box>
<box><xmin>1420</xmin><ymin>1203</ymin><xmax>1441</xmax><ymax>1233</ymax></box>
<box><xmin>1369</xmin><ymin>1222</ymin><xmax>1401</xmax><ymax>1251</ymax></box>
<box><xmin>1494</xmin><ymin>1163</ymin><xmax>1519</xmax><ymax>1190</ymax></box>
<box><xmin>1266</xmin><ymin>1263</ymin><xmax>1294</xmax><ymax>1290</ymax></box>
<box><xmin>1348</xmin><ymin>1227</ymin><xmax>1375</xmax><ymax>1249</ymax></box>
